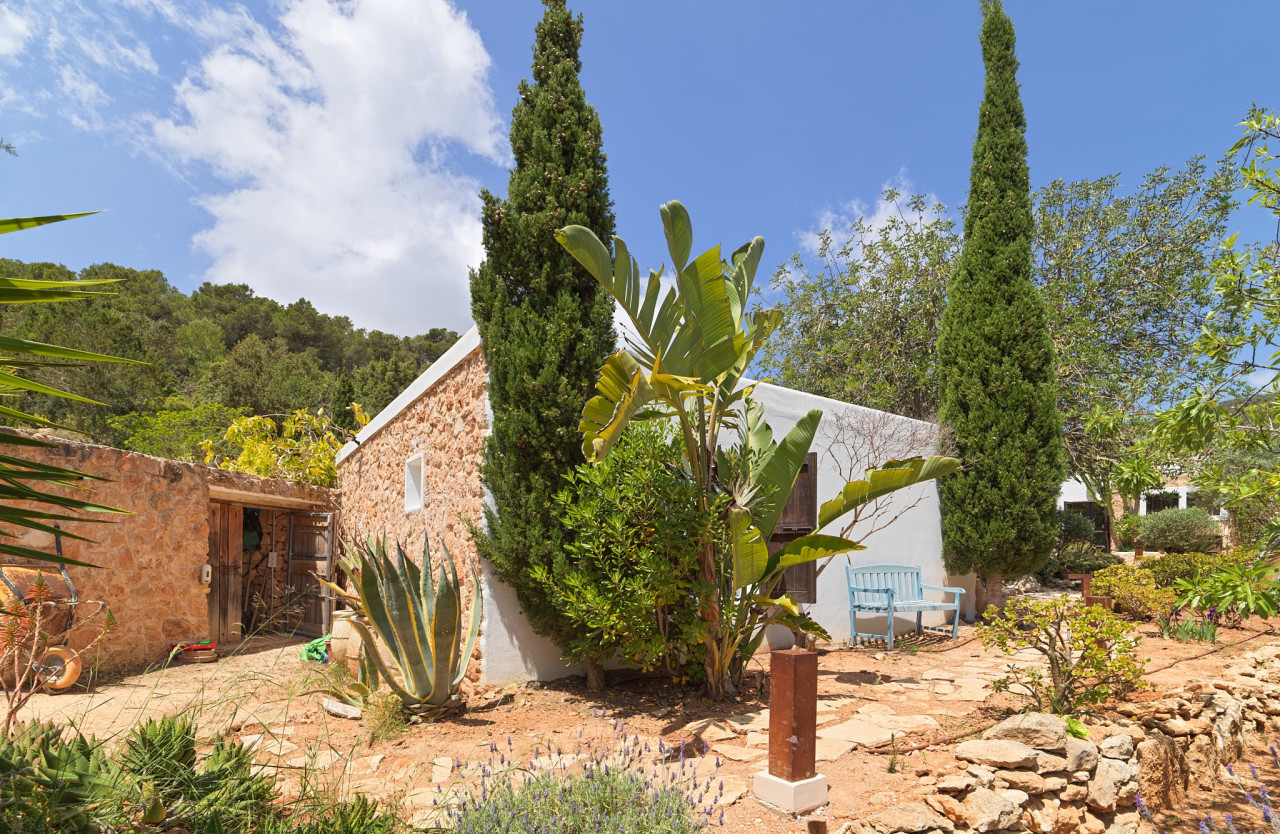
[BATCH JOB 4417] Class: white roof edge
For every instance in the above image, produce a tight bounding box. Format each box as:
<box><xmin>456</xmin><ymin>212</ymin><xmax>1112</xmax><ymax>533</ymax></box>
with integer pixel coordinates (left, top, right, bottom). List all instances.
<box><xmin>745</xmin><ymin>379</ymin><xmax>938</xmax><ymax>429</ymax></box>
<box><xmin>336</xmin><ymin>326</ymin><xmax>483</xmax><ymax>465</ymax></box>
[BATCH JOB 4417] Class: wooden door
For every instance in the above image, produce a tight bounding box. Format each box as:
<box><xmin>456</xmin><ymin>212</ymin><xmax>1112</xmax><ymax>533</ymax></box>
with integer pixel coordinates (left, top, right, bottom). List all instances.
<box><xmin>207</xmin><ymin>503</ymin><xmax>244</xmax><ymax>643</ymax></box>
<box><xmin>287</xmin><ymin>513</ymin><xmax>334</xmax><ymax>637</ymax></box>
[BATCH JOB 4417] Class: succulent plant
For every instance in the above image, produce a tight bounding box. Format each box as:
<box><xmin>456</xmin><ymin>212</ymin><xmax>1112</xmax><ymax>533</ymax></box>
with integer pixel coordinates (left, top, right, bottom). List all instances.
<box><xmin>322</xmin><ymin>537</ymin><xmax>481</xmax><ymax>719</ymax></box>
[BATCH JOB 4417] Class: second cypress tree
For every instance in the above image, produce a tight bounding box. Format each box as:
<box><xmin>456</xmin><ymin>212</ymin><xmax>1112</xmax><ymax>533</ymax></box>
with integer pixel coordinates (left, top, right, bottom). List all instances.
<box><xmin>937</xmin><ymin>0</ymin><xmax>1065</xmax><ymax>610</ymax></box>
<box><xmin>468</xmin><ymin>1</ymin><xmax>616</xmax><ymax>662</ymax></box>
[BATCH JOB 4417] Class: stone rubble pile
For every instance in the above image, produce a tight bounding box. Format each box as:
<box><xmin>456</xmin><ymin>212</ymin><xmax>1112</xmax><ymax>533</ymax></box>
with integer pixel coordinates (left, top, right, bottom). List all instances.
<box><xmin>840</xmin><ymin>649</ymin><xmax>1280</xmax><ymax>834</ymax></box>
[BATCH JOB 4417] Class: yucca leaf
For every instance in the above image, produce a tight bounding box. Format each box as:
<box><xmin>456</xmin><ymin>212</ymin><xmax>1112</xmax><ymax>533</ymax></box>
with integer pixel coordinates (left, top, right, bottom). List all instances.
<box><xmin>0</xmin><ymin>212</ymin><xmax>99</xmax><ymax>235</ymax></box>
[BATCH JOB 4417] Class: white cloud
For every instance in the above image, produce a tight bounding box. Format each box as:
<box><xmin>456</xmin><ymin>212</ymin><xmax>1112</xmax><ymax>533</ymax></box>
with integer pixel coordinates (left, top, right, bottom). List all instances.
<box><xmin>796</xmin><ymin>171</ymin><xmax>944</xmax><ymax>257</ymax></box>
<box><xmin>148</xmin><ymin>0</ymin><xmax>503</xmax><ymax>334</ymax></box>
<box><xmin>0</xmin><ymin>6</ymin><xmax>33</xmax><ymax>58</ymax></box>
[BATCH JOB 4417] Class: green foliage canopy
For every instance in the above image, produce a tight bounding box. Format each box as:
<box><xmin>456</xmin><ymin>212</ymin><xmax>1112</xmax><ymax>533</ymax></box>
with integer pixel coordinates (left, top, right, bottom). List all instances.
<box><xmin>468</xmin><ymin>0</ymin><xmax>617</xmax><ymax>648</ymax></box>
<box><xmin>935</xmin><ymin>0</ymin><xmax>1066</xmax><ymax>586</ymax></box>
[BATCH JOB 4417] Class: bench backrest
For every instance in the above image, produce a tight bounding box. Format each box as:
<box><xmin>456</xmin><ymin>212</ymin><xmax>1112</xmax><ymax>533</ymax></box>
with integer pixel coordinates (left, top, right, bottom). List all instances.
<box><xmin>846</xmin><ymin>564</ymin><xmax>924</xmax><ymax>605</ymax></box>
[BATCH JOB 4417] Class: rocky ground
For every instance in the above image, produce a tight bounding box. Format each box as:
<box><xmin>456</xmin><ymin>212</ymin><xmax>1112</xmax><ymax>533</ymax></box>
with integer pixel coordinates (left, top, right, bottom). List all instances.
<box><xmin>21</xmin><ymin>621</ymin><xmax>1280</xmax><ymax>833</ymax></box>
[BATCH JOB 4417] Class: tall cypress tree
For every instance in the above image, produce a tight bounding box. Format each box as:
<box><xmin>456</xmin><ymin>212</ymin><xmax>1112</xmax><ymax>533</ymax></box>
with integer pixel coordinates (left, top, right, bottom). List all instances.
<box><xmin>937</xmin><ymin>0</ymin><xmax>1065</xmax><ymax>609</ymax></box>
<box><xmin>469</xmin><ymin>0</ymin><xmax>616</xmax><ymax>648</ymax></box>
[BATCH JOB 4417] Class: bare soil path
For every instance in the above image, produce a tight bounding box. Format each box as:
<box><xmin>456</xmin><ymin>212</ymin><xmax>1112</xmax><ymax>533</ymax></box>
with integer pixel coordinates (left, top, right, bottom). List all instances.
<box><xmin>19</xmin><ymin>623</ymin><xmax>1280</xmax><ymax>833</ymax></box>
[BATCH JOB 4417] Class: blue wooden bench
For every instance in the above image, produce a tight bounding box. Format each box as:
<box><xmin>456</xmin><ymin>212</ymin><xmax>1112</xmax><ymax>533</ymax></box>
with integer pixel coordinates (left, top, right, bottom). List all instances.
<box><xmin>845</xmin><ymin>564</ymin><xmax>966</xmax><ymax>650</ymax></box>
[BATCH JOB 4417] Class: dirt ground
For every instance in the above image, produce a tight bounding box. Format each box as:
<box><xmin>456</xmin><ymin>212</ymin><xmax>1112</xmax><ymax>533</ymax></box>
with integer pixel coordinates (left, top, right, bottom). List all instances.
<box><xmin>22</xmin><ymin>621</ymin><xmax>1280</xmax><ymax>833</ymax></box>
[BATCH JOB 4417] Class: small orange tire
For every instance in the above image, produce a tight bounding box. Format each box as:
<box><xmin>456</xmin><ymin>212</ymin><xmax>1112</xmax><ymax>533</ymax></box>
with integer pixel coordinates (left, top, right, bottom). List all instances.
<box><xmin>39</xmin><ymin>646</ymin><xmax>81</xmax><ymax>692</ymax></box>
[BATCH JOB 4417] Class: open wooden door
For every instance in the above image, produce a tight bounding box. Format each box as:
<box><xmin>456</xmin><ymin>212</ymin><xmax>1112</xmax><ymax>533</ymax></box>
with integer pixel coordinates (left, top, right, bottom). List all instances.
<box><xmin>207</xmin><ymin>503</ymin><xmax>244</xmax><ymax>643</ymax></box>
<box><xmin>287</xmin><ymin>513</ymin><xmax>335</xmax><ymax>637</ymax></box>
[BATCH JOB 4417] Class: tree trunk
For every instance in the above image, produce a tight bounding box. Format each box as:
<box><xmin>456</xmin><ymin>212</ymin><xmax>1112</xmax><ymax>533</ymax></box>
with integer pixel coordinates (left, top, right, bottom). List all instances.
<box><xmin>585</xmin><ymin>657</ymin><xmax>605</xmax><ymax>692</ymax></box>
<box><xmin>976</xmin><ymin>573</ymin><xmax>1006</xmax><ymax>617</ymax></box>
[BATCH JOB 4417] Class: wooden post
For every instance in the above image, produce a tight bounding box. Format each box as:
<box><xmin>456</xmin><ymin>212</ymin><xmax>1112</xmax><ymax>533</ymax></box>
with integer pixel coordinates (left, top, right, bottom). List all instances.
<box><xmin>768</xmin><ymin>648</ymin><xmax>817</xmax><ymax>782</ymax></box>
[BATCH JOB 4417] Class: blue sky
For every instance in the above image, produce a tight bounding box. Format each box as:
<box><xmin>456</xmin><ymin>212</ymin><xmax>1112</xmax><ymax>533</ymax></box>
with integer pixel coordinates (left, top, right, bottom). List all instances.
<box><xmin>0</xmin><ymin>0</ymin><xmax>1276</xmax><ymax>336</ymax></box>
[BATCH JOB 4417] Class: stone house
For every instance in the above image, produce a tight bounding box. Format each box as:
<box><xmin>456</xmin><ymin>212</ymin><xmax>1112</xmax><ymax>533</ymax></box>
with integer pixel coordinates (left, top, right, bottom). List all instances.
<box><xmin>4</xmin><ymin>434</ymin><xmax>335</xmax><ymax>673</ymax></box>
<box><xmin>336</xmin><ymin>327</ymin><xmax>973</xmax><ymax>688</ymax></box>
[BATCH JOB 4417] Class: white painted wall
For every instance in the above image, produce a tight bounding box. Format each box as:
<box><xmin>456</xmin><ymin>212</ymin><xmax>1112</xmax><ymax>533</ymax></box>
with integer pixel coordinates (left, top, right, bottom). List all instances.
<box><xmin>747</xmin><ymin>382</ymin><xmax>972</xmax><ymax>649</ymax></box>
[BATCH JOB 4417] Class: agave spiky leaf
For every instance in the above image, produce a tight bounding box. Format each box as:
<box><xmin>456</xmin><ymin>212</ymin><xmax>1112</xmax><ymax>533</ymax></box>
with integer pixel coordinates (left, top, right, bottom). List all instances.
<box><xmin>319</xmin><ymin>535</ymin><xmax>481</xmax><ymax>716</ymax></box>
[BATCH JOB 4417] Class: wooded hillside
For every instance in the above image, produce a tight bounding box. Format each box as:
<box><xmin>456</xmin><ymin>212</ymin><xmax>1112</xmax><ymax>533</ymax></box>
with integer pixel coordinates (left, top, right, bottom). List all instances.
<box><xmin>0</xmin><ymin>259</ymin><xmax>458</xmax><ymax>459</ymax></box>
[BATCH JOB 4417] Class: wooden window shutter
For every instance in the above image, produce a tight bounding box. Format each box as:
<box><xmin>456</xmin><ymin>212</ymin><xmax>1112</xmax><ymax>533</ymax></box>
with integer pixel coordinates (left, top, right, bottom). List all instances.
<box><xmin>773</xmin><ymin>453</ymin><xmax>818</xmax><ymax>604</ymax></box>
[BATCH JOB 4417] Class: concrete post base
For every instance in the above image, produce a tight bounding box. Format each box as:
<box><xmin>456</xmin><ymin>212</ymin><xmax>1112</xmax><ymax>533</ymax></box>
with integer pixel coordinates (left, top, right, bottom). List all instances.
<box><xmin>752</xmin><ymin>770</ymin><xmax>828</xmax><ymax>814</ymax></box>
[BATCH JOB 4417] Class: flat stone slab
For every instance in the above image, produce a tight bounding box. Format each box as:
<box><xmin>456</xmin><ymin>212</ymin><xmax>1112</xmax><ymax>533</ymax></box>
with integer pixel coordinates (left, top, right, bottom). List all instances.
<box><xmin>286</xmin><ymin>749</ymin><xmax>346</xmax><ymax>771</ymax></box>
<box><xmin>815</xmin><ymin>737</ymin><xmax>856</xmax><ymax>761</ymax></box>
<box><xmin>921</xmin><ymin>669</ymin><xmax>958</xmax><ymax>681</ymax></box>
<box><xmin>683</xmin><ymin>718</ymin><xmax>737</xmax><ymax>741</ymax></box>
<box><xmin>725</xmin><ymin>710</ymin><xmax>770</xmax><ymax>731</ymax></box>
<box><xmin>714</xmin><ymin>745</ymin><xmax>767</xmax><ymax>763</ymax></box>
<box><xmin>816</xmin><ymin>713</ymin><xmax>939</xmax><ymax>747</ymax></box>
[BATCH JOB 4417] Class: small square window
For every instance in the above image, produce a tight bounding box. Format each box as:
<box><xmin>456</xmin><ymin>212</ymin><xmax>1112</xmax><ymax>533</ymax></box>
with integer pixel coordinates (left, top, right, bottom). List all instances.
<box><xmin>405</xmin><ymin>454</ymin><xmax>425</xmax><ymax>514</ymax></box>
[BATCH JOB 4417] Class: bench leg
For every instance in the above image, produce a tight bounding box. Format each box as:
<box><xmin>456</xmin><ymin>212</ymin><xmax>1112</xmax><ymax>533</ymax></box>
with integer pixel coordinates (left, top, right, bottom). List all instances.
<box><xmin>952</xmin><ymin>603</ymin><xmax>961</xmax><ymax>638</ymax></box>
<box><xmin>886</xmin><ymin>607</ymin><xmax>894</xmax><ymax>651</ymax></box>
<box><xmin>916</xmin><ymin>611</ymin><xmax>923</xmax><ymax>636</ymax></box>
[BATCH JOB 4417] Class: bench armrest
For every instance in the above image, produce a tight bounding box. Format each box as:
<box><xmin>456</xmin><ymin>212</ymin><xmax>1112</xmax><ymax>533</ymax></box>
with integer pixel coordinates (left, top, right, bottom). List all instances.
<box><xmin>848</xmin><ymin>586</ymin><xmax>894</xmax><ymax>596</ymax></box>
<box><xmin>920</xmin><ymin>583</ymin><xmax>966</xmax><ymax>597</ymax></box>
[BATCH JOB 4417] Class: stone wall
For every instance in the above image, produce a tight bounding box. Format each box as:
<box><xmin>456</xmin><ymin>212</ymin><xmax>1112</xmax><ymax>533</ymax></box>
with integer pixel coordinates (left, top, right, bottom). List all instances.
<box><xmin>848</xmin><ymin>659</ymin><xmax>1280</xmax><ymax>834</ymax></box>
<box><xmin>336</xmin><ymin>344</ymin><xmax>489</xmax><ymax>682</ymax></box>
<box><xmin>2</xmin><ymin>434</ymin><xmax>335</xmax><ymax>673</ymax></box>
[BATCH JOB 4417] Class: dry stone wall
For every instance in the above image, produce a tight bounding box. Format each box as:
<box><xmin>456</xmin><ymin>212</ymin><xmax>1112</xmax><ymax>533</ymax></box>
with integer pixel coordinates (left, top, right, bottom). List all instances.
<box><xmin>336</xmin><ymin>345</ymin><xmax>489</xmax><ymax>682</ymax></box>
<box><xmin>845</xmin><ymin>653</ymin><xmax>1280</xmax><ymax>834</ymax></box>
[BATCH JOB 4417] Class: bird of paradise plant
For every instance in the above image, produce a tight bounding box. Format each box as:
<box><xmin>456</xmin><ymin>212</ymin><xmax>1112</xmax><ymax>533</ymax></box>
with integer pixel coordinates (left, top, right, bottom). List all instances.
<box><xmin>557</xmin><ymin>202</ymin><xmax>960</xmax><ymax>699</ymax></box>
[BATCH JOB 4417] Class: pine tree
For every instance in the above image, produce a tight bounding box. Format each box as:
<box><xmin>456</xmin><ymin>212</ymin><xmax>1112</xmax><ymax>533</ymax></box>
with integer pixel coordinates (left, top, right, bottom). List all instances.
<box><xmin>936</xmin><ymin>0</ymin><xmax>1065</xmax><ymax>609</ymax></box>
<box><xmin>468</xmin><ymin>0</ymin><xmax>616</xmax><ymax>653</ymax></box>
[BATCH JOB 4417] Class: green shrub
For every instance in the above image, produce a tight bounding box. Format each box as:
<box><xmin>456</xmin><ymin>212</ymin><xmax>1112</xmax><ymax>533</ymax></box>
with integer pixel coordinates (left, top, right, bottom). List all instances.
<box><xmin>1140</xmin><ymin>507</ymin><xmax>1222</xmax><ymax>554</ymax></box>
<box><xmin>1091</xmin><ymin>564</ymin><xmax>1177</xmax><ymax>621</ymax></box>
<box><xmin>535</xmin><ymin>422</ymin><xmax>716</xmax><ymax>681</ymax></box>
<box><xmin>1035</xmin><ymin>510</ymin><xmax>1123</xmax><ymax>582</ymax></box>
<box><xmin>1173</xmin><ymin>560</ymin><xmax>1280</xmax><ymax>625</ymax></box>
<box><xmin>1115</xmin><ymin>514</ymin><xmax>1143</xmax><ymax>549</ymax></box>
<box><xmin>977</xmin><ymin>596</ymin><xmax>1144</xmax><ymax>715</ymax></box>
<box><xmin>1036</xmin><ymin>547</ymin><xmax>1124</xmax><ymax>583</ymax></box>
<box><xmin>1142</xmin><ymin>550</ymin><xmax>1252</xmax><ymax>588</ymax></box>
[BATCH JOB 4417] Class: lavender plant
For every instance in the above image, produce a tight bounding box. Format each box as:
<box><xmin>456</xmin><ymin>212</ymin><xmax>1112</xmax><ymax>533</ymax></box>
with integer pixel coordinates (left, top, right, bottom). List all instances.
<box><xmin>448</xmin><ymin>713</ymin><xmax>722</xmax><ymax>833</ymax></box>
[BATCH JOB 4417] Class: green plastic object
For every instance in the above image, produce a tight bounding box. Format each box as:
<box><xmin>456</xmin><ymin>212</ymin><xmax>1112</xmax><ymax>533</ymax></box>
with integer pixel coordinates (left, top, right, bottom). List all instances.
<box><xmin>301</xmin><ymin>635</ymin><xmax>330</xmax><ymax>663</ymax></box>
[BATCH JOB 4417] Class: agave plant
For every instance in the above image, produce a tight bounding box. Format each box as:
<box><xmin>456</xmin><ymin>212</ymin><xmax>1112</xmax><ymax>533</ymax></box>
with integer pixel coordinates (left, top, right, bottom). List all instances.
<box><xmin>320</xmin><ymin>537</ymin><xmax>481</xmax><ymax>719</ymax></box>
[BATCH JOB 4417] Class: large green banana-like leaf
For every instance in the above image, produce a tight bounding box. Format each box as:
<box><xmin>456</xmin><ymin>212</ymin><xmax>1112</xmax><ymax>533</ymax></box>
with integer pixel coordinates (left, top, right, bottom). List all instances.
<box><xmin>819</xmin><ymin>455</ymin><xmax>962</xmax><ymax>529</ymax></box>
<box><xmin>725</xmin><ymin>237</ymin><xmax>765</xmax><ymax>326</ymax></box>
<box><xmin>678</xmin><ymin>245</ymin><xmax>743</xmax><ymax>380</ymax></box>
<box><xmin>660</xmin><ymin>200</ymin><xmax>694</xmax><ymax>273</ymax></box>
<box><xmin>769</xmin><ymin>533</ymin><xmax>865</xmax><ymax>573</ymax></box>
<box><xmin>751</xmin><ymin>409</ymin><xmax>823</xmax><ymax>539</ymax></box>
<box><xmin>0</xmin><ymin>212</ymin><xmax>99</xmax><ymax>235</ymax></box>
<box><xmin>730</xmin><ymin>509</ymin><xmax>769</xmax><ymax>590</ymax></box>
<box><xmin>580</xmin><ymin>350</ymin><xmax>657</xmax><ymax>463</ymax></box>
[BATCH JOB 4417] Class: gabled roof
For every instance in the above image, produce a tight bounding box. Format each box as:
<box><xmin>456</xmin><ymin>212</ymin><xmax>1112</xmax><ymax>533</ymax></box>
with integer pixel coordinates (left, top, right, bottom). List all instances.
<box><xmin>335</xmin><ymin>326</ymin><xmax>482</xmax><ymax>465</ymax></box>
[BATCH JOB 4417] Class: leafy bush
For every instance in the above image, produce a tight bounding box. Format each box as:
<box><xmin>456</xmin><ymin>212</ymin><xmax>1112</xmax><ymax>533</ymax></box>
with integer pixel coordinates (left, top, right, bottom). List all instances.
<box><xmin>1173</xmin><ymin>560</ymin><xmax>1280</xmax><ymax>625</ymax></box>
<box><xmin>535</xmin><ymin>422</ymin><xmax>714</xmax><ymax>681</ymax></box>
<box><xmin>1140</xmin><ymin>507</ymin><xmax>1222</xmax><ymax>554</ymax></box>
<box><xmin>1143</xmin><ymin>550</ymin><xmax>1252</xmax><ymax>588</ymax></box>
<box><xmin>1115</xmin><ymin>514</ymin><xmax>1143</xmax><ymax>550</ymax></box>
<box><xmin>1117</xmin><ymin>515</ymin><xmax>1142</xmax><ymax>550</ymax></box>
<box><xmin>1036</xmin><ymin>547</ymin><xmax>1124</xmax><ymax>583</ymax></box>
<box><xmin>1091</xmin><ymin>564</ymin><xmax>1177</xmax><ymax>621</ymax></box>
<box><xmin>1035</xmin><ymin>510</ymin><xmax>1123</xmax><ymax>582</ymax></box>
<box><xmin>977</xmin><ymin>596</ymin><xmax>1145</xmax><ymax>715</ymax></box>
